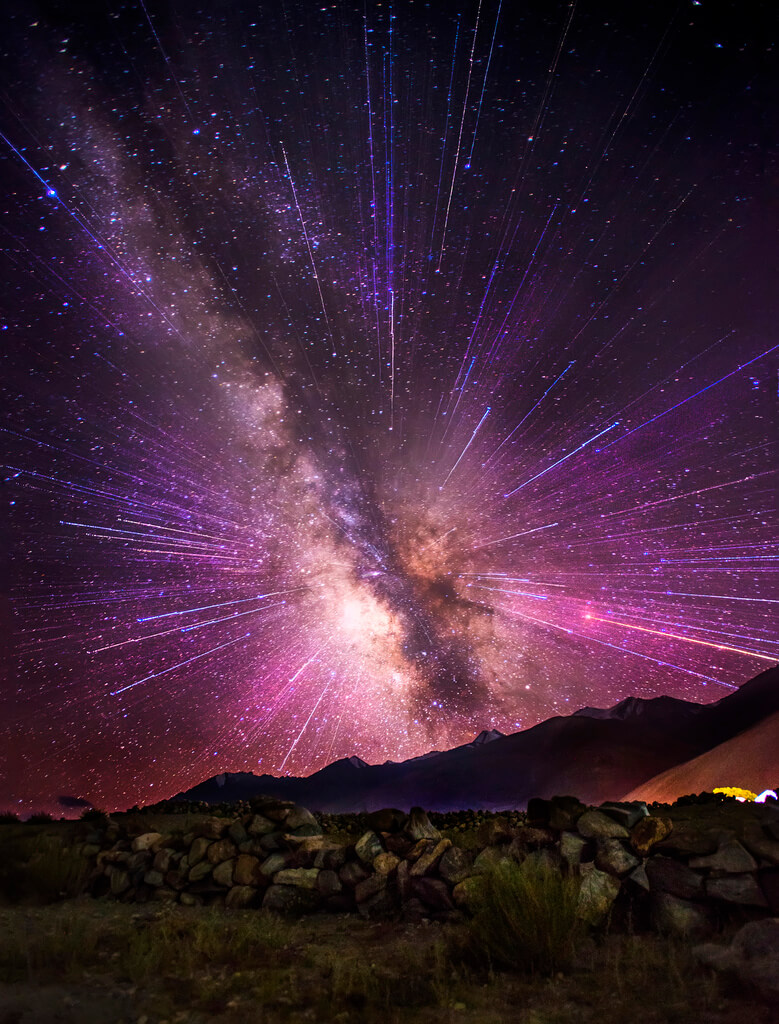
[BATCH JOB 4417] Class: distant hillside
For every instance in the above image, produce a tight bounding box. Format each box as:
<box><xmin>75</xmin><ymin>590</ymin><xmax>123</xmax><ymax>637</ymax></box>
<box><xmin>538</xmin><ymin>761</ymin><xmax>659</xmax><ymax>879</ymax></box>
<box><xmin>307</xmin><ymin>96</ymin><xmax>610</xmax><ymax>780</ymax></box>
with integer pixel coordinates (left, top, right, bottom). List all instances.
<box><xmin>173</xmin><ymin>665</ymin><xmax>779</xmax><ymax>812</ymax></box>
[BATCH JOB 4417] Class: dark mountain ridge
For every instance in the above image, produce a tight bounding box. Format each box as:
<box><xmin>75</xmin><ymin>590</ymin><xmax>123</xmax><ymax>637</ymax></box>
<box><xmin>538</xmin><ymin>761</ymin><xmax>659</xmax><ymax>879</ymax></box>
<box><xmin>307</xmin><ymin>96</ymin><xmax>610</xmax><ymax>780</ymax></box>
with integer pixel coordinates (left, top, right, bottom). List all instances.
<box><xmin>173</xmin><ymin>666</ymin><xmax>779</xmax><ymax>812</ymax></box>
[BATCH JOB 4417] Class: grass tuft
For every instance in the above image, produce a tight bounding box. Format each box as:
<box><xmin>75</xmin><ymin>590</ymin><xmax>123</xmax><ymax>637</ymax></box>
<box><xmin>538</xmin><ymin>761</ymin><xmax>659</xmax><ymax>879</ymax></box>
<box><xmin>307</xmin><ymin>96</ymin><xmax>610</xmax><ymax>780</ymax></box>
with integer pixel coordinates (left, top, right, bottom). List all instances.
<box><xmin>467</xmin><ymin>856</ymin><xmax>582</xmax><ymax>975</ymax></box>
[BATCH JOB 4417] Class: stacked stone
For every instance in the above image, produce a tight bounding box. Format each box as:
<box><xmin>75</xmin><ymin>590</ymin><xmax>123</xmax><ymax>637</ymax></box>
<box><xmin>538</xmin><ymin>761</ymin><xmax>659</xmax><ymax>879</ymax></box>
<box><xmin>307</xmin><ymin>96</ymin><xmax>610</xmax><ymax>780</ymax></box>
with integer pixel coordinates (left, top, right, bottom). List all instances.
<box><xmin>80</xmin><ymin>796</ymin><xmax>779</xmax><ymax>935</ymax></box>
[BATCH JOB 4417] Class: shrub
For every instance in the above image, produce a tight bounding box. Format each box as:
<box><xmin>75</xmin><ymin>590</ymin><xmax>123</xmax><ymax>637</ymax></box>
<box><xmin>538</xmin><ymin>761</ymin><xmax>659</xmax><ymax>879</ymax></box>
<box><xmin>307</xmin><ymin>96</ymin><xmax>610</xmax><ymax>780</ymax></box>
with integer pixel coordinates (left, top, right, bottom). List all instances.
<box><xmin>27</xmin><ymin>812</ymin><xmax>53</xmax><ymax>824</ymax></box>
<box><xmin>467</xmin><ymin>857</ymin><xmax>582</xmax><ymax>975</ymax></box>
<box><xmin>0</xmin><ymin>835</ymin><xmax>90</xmax><ymax>904</ymax></box>
<box><xmin>0</xmin><ymin>813</ymin><xmax>19</xmax><ymax>824</ymax></box>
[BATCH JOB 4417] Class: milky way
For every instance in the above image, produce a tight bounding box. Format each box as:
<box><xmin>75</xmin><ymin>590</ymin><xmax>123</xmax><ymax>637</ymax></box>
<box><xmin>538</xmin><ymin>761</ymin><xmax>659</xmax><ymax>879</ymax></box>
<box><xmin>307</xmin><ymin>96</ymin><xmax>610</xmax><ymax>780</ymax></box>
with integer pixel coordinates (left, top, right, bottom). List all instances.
<box><xmin>2</xmin><ymin>1</ymin><xmax>777</xmax><ymax>813</ymax></box>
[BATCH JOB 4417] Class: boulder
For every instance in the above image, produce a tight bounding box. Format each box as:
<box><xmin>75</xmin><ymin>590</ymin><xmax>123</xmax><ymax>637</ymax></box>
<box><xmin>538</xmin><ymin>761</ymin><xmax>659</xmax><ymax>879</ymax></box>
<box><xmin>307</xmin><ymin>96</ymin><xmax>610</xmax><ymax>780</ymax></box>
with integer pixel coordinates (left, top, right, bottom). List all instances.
<box><xmin>627</xmin><ymin>864</ymin><xmax>650</xmax><ymax>891</ymax></box>
<box><xmin>153</xmin><ymin>849</ymin><xmax>173</xmax><ymax>874</ymax></box>
<box><xmin>741</xmin><ymin>824</ymin><xmax>779</xmax><ymax>866</ymax></box>
<box><xmin>315</xmin><ymin>844</ymin><xmax>348</xmax><ymax>871</ymax></box>
<box><xmin>577</xmin><ymin>864</ymin><xmax>621</xmax><ymax>925</ymax></box>
<box><xmin>599</xmin><ymin>803</ymin><xmax>648</xmax><ymax>830</ymax></box>
<box><xmin>131</xmin><ymin>833</ymin><xmax>162</xmax><ymax>853</ymax></box>
<box><xmin>706</xmin><ymin>875</ymin><xmax>768</xmax><ymax>907</ymax></box>
<box><xmin>193</xmin><ymin>818</ymin><xmax>229</xmax><ymax>840</ymax></box>
<box><xmin>438</xmin><ymin>846</ymin><xmax>473</xmax><ymax>885</ymax></box>
<box><xmin>451</xmin><ymin>875</ymin><xmax>484</xmax><ymax>912</ymax></box>
<box><xmin>759</xmin><ymin>868</ymin><xmax>779</xmax><ymax>914</ymax></box>
<box><xmin>689</xmin><ymin>840</ymin><xmax>758</xmax><ymax>874</ymax></box>
<box><xmin>526</xmin><ymin>798</ymin><xmax>552</xmax><ymax>827</ymax></box>
<box><xmin>354</xmin><ymin>831</ymin><xmax>384</xmax><ymax>864</ymax></box>
<box><xmin>655</xmin><ymin>827</ymin><xmax>731</xmax><ymax>858</ymax></box>
<box><xmin>317</xmin><ymin>870</ymin><xmax>342</xmax><ymax>899</ymax></box>
<box><xmin>143</xmin><ymin>870</ymin><xmax>164</xmax><ymax>888</ymax></box>
<box><xmin>234</xmin><ymin>854</ymin><xmax>263</xmax><ymax>887</ymax></box>
<box><xmin>645</xmin><ymin>857</ymin><xmax>704</xmax><ymax>900</ymax></box>
<box><xmin>405</xmin><ymin>807</ymin><xmax>441</xmax><ymax>841</ymax></box>
<box><xmin>188</xmin><ymin>861</ymin><xmax>212</xmax><ymax>883</ymax></box>
<box><xmin>652</xmin><ymin>893</ymin><xmax>713</xmax><ymax>938</ymax></box>
<box><xmin>354</xmin><ymin>873</ymin><xmax>388</xmax><ymax>904</ymax></box>
<box><xmin>405</xmin><ymin>839</ymin><xmax>434</xmax><ymax>863</ymax></box>
<box><xmin>262</xmin><ymin>883</ymin><xmax>319</xmax><ymax>916</ymax></box>
<box><xmin>339</xmin><ymin>860</ymin><xmax>371</xmax><ymax>887</ymax></box>
<box><xmin>225</xmin><ymin>885</ymin><xmax>259</xmax><ymax>909</ymax></box>
<box><xmin>109</xmin><ymin>868</ymin><xmax>130</xmax><ymax>895</ymax></box>
<box><xmin>374</xmin><ymin>852</ymin><xmax>400</xmax><ymax>875</ymax></box>
<box><xmin>247</xmin><ymin>814</ymin><xmax>276</xmax><ymax>836</ymax></box>
<box><xmin>548</xmin><ymin>796</ymin><xmax>587</xmax><ymax>831</ymax></box>
<box><xmin>188</xmin><ymin>837</ymin><xmax>211</xmax><ymax>866</ymax></box>
<box><xmin>207</xmin><ymin>838</ymin><xmax>238</xmax><ymax>865</ymax></box>
<box><xmin>411</xmin><ymin>876</ymin><xmax>454</xmax><ymax>911</ymax></box>
<box><xmin>630</xmin><ymin>816</ymin><xmax>673</xmax><ymax>856</ymax></box>
<box><xmin>410</xmin><ymin>839</ymin><xmax>452</xmax><ymax>877</ymax></box>
<box><xmin>476</xmin><ymin>816</ymin><xmax>514</xmax><ymax>846</ymax></box>
<box><xmin>693</xmin><ymin>918</ymin><xmax>779</xmax><ymax>1004</ymax></box>
<box><xmin>595</xmin><ymin>839</ymin><xmax>640</xmax><ymax>877</ymax></box>
<box><xmin>577</xmin><ymin>810</ymin><xmax>630</xmax><ymax>840</ymax></box>
<box><xmin>275</xmin><ymin>868</ymin><xmax>319</xmax><ymax>889</ymax></box>
<box><xmin>472</xmin><ymin>846</ymin><xmax>511</xmax><ymax>875</ymax></box>
<box><xmin>366</xmin><ymin>808</ymin><xmax>406</xmax><ymax>833</ymax></box>
<box><xmin>560</xmin><ymin>832</ymin><xmax>589</xmax><ymax>868</ymax></box>
<box><xmin>179</xmin><ymin>892</ymin><xmax>202</xmax><ymax>907</ymax></box>
<box><xmin>260</xmin><ymin>853</ymin><xmax>288</xmax><ymax>877</ymax></box>
<box><xmin>284</xmin><ymin>806</ymin><xmax>321</xmax><ymax>833</ymax></box>
<box><xmin>227</xmin><ymin>821</ymin><xmax>248</xmax><ymax>846</ymax></box>
<box><xmin>396</xmin><ymin>859</ymin><xmax>412</xmax><ymax>902</ymax></box>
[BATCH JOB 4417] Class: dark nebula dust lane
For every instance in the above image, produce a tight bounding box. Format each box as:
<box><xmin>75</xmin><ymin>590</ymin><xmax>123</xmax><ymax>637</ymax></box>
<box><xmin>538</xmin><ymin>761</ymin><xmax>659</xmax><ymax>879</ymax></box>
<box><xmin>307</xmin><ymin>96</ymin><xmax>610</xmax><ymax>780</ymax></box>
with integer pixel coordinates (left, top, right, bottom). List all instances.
<box><xmin>1</xmin><ymin>0</ymin><xmax>777</xmax><ymax>813</ymax></box>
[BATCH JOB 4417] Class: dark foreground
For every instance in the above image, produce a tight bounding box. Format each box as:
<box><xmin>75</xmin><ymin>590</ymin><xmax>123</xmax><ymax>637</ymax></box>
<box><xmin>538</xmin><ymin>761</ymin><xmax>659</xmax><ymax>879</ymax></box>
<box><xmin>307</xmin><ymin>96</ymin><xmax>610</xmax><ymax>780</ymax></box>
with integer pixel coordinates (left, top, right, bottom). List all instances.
<box><xmin>0</xmin><ymin>899</ymin><xmax>774</xmax><ymax>1024</ymax></box>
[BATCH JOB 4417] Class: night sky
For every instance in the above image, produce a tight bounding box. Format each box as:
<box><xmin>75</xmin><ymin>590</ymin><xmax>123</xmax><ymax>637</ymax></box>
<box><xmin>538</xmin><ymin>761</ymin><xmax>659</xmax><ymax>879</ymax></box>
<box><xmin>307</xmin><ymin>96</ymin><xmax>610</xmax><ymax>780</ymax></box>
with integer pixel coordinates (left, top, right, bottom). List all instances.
<box><xmin>2</xmin><ymin>1</ymin><xmax>777</xmax><ymax>815</ymax></box>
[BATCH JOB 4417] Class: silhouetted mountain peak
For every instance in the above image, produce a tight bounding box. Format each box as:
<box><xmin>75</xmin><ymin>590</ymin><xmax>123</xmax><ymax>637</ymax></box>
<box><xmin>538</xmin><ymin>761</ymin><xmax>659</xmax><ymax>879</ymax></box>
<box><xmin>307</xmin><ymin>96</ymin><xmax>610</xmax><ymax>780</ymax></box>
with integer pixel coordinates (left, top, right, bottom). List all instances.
<box><xmin>470</xmin><ymin>729</ymin><xmax>504</xmax><ymax>745</ymax></box>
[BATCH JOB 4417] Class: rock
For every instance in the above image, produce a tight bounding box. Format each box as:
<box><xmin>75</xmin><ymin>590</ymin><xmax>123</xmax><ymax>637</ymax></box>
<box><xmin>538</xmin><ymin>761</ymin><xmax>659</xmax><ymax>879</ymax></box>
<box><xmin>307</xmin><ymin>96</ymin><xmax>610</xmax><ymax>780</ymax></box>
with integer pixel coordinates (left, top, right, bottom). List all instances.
<box><xmin>179</xmin><ymin>891</ymin><xmax>202</xmax><ymax>907</ymax></box>
<box><xmin>165</xmin><ymin>870</ymin><xmax>186</xmax><ymax>890</ymax></box>
<box><xmin>741</xmin><ymin>824</ymin><xmax>779</xmax><ymax>865</ymax></box>
<box><xmin>652</xmin><ymin>893</ymin><xmax>713</xmax><ymax>938</ymax></box>
<box><xmin>366</xmin><ymin>808</ymin><xmax>406</xmax><ymax>833</ymax></box>
<box><xmin>152</xmin><ymin>887</ymin><xmax>178</xmax><ymax>903</ymax></box>
<box><xmin>109</xmin><ymin>868</ymin><xmax>131</xmax><ymax>895</ymax></box>
<box><xmin>451</xmin><ymin>876</ymin><xmax>484</xmax><ymax>912</ymax></box>
<box><xmin>354</xmin><ymin>873</ymin><xmax>388</xmax><ymax>904</ymax></box>
<box><xmin>655</xmin><ymin>827</ymin><xmax>730</xmax><ymax>858</ymax></box>
<box><xmin>131</xmin><ymin>833</ymin><xmax>162</xmax><ymax>853</ymax></box>
<box><xmin>706</xmin><ymin>875</ymin><xmax>768</xmax><ymax>907</ymax></box>
<box><xmin>472</xmin><ymin>846</ymin><xmax>511</xmax><ymax>874</ymax></box>
<box><xmin>188</xmin><ymin>837</ymin><xmax>211</xmax><ymax>866</ymax></box>
<box><xmin>410</xmin><ymin>839</ymin><xmax>452</xmax><ymax>877</ymax></box>
<box><xmin>405</xmin><ymin>807</ymin><xmax>441</xmax><ymax>841</ymax></box>
<box><xmin>627</xmin><ymin>864</ymin><xmax>650</xmax><ymax>891</ymax></box>
<box><xmin>340</xmin><ymin>860</ymin><xmax>371</xmax><ymax>887</ymax></box>
<box><xmin>225</xmin><ymin>885</ymin><xmax>259</xmax><ymax>909</ymax></box>
<box><xmin>188</xmin><ymin>861</ymin><xmax>213</xmax><ymax>883</ymax></box>
<box><xmin>143</xmin><ymin>870</ymin><xmax>164</xmax><ymax>887</ymax></box>
<box><xmin>438</xmin><ymin>846</ymin><xmax>473</xmax><ymax>885</ymax></box>
<box><xmin>317</xmin><ymin>870</ymin><xmax>342</xmax><ymax>899</ymax></box>
<box><xmin>207</xmin><ymin>838</ymin><xmax>238</xmax><ymax>865</ymax></box>
<box><xmin>600</xmin><ymin>803</ymin><xmax>648</xmax><ymax>830</ymax></box>
<box><xmin>354</xmin><ymin>831</ymin><xmax>384</xmax><ymax>864</ymax></box>
<box><xmin>690</xmin><ymin>839</ymin><xmax>758</xmax><ymax>874</ymax></box>
<box><xmin>262</xmin><ymin>883</ymin><xmax>319</xmax><ymax>915</ymax></box>
<box><xmin>374</xmin><ymin>852</ymin><xmax>400</xmax><ymax>875</ymax></box>
<box><xmin>358</xmin><ymin>888</ymin><xmax>396</xmax><ymax>919</ymax></box>
<box><xmin>385</xmin><ymin>834</ymin><xmax>414</xmax><ymax>857</ymax></box>
<box><xmin>274</xmin><ymin>868</ymin><xmax>319</xmax><ymax>889</ymax></box>
<box><xmin>247</xmin><ymin>814</ymin><xmax>276</xmax><ymax>836</ymax></box>
<box><xmin>693</xmin><ymin>918</ymin><xmax>779</xmax><ymax>1004</ymax></box>
<box><xmin>630</xmin><ymin>816</ymin><xmax>673</xmax><ymax>856</ymax></box>
<box><xmin>511</xmin><ymin>826</ymin><xmax>555</xmax><ymax>848</ymax></box>
<box><xmin>260</xmin><ymin>832</ymin><xmax>283</xmax><ymax>852</ymax></box>
<box><xmin>285</xmin><ymin>805</ymin><xmax>320</xmax><ymax>833</ymax></box>
<box><xmin>526</xmin><ymin>798</ymin><xmax>552</xmax><ymax>827</ymax></box>
<box><xmin>476</xmin><ymin>816</ymin><xmax>514</xmax><ymax>846</ymax></box>
<box><xmin>400</xmin><ymin>897</ymin><xmax>428</xmax><ymax>921</ymax></box>
<box><xmin>315</xmin><ymin>844</ymin><xmax>348</xmax><ymax>871</ymax></box>
<box><xmin>256</xmin><ymin>800</ymin><xmax>295</xmax><ymax>824</ymax></box>
<box><xmin>576</xmin><ymin>864</ymin><xmax>621</xmax><ymax>925</ymax></box>
<box><xmin>560</xmin><ymin>832</ymin><xmax>589</xmax><ymax>868</ymax></box>
<box><xmin>193</xmin><ymin>818</ymin><xmax>229</xmax><ymax>840</ymax></box>
<box><xmin>577</xmin><ymin>810</ymin><xmax>629</xmax><ymax>840</ymax></box>
<box><xmin>411</xmin><ymin>876</ymin><xmax>454</xmax><ymax>911</ymax></box>
<box><xmin>759</xmin><ymin>868</ymin><xmax>779</xmax><ymax>913</ymax></box>
<box><xmin>645</xmin><ymin>857</ymin><xmax>704</xmax><ymax>900</ymax></box>
<box><xmin>405</xmin><ymin>839</ymin><xmax>434</xmax><ymax>863</ymax></box>
<box><xmin>595</xmin><ymin>838</ymin><xmax>640</xmax><ymax>877</ymax></box>
<box><xmin>234</xmin><ymin>855</ymin><xmax>263</xmax><ymax>887</ymax></box>
<box><xmin>548</xmin><ymin>796</ymin><xmax>587</xmax><ymax>831</ymax></box>
<box><xmin>227</xmin><ymin>821</ymin><xmax>248</xmax><ymax>846</ymax></box>
<box><xmin>153</xmin><ymin>849</ymin><xmax>173</xmax><ymax>874</ymax></box>
<box><xmin>260</xmin><ymin>853</ymin><xmax>288</xmax><ymax>877</ymax></box>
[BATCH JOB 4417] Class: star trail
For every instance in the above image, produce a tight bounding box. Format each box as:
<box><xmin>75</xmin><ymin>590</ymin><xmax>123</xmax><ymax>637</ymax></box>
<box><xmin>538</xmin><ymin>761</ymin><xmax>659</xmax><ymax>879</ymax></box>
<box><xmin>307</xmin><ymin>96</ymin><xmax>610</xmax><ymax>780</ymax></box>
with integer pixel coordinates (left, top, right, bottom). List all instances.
<box><xmin>1</xmin><ymin>0</ymin><xmax>777</xmax><ymax>814</ymax></box>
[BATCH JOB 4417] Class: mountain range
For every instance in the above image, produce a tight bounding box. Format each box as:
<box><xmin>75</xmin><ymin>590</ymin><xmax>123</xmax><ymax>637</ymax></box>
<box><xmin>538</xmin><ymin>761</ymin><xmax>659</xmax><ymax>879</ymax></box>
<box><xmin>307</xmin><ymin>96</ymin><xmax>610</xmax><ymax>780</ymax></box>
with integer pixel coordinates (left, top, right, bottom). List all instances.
<box><xmin>174</xmin><ymin>665</ymin><xmax>779</xmax><ymax>812</ymax></box>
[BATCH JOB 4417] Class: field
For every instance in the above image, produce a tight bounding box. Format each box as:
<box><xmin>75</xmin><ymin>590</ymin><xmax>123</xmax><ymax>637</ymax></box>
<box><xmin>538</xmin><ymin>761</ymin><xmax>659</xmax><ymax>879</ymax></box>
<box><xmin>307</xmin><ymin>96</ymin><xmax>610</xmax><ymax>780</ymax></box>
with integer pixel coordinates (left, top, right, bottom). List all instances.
<box><xmin>0</xmin><ymin>808</ymin><xmax>775</xmax><ymax>1023</ymax></box>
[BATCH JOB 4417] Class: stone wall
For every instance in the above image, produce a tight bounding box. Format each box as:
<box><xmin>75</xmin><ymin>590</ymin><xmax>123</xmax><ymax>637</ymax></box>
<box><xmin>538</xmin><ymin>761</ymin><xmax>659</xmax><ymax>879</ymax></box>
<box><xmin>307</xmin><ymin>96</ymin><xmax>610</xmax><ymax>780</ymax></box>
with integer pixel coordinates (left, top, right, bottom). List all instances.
<box><xmin>79</xmin><ymin>796</ymin><xmax>779</xmax><ymax>936</ymax></box>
